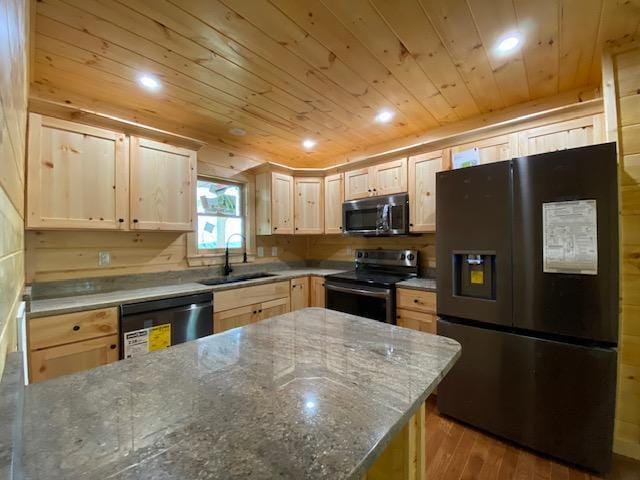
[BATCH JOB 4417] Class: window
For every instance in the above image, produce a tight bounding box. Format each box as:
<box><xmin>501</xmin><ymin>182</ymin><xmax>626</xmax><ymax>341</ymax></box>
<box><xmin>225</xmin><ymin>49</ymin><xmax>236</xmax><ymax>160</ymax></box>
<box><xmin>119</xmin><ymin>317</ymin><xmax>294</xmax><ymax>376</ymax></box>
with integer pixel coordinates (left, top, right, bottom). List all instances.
<box><xmin>196</xmin><ymin>178</ymin><xmax>244</xmax><ymax>251</ymax></box>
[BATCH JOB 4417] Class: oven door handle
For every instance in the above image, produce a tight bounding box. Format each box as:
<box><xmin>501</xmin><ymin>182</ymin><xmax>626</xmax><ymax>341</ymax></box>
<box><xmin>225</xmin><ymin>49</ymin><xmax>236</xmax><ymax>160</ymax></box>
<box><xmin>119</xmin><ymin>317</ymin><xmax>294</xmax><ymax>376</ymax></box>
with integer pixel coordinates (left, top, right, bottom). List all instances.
<box><xmin>325</xmin><ymin>283</ymin><xmax>391</xmax><ymax>299</ymax></box>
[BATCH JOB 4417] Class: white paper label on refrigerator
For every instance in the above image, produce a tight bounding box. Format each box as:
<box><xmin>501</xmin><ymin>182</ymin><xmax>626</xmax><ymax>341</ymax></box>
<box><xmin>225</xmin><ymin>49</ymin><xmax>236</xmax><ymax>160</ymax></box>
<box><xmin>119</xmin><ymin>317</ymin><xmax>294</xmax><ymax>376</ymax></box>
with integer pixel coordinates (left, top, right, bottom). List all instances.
<box><xmin>542</xmin><ymin>200</ymin><xmax>598</xmax><ymax>275</ymax></box>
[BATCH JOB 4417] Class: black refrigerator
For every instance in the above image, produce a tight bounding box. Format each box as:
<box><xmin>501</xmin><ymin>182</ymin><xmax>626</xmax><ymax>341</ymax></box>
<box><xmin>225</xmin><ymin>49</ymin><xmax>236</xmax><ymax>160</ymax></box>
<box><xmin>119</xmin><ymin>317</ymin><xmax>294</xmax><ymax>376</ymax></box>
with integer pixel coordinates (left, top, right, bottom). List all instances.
<box><xmin>435</xmin><ymin>143</ymin><xmax>619</xmax><ymax>473</ymax></box>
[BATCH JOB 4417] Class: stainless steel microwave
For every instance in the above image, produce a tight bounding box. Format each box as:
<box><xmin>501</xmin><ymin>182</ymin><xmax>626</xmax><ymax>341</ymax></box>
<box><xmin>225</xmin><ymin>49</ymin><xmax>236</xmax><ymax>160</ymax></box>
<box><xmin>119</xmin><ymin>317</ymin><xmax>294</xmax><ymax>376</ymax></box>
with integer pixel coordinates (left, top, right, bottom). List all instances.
<box><xmin>342</xmin><ymin>193</ymin><xmax>409</xmax><ymax>236</ymax></box>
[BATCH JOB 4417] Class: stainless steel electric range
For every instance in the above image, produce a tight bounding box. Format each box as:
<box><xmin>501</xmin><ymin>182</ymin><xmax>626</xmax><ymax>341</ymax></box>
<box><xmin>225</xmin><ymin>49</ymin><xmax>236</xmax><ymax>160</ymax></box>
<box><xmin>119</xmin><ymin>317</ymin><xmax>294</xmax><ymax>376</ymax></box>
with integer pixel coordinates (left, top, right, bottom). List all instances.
<box><xmin>325</xmin><ymin>249</ymin><xmax>419</xmax><ymax>324</ymax></box>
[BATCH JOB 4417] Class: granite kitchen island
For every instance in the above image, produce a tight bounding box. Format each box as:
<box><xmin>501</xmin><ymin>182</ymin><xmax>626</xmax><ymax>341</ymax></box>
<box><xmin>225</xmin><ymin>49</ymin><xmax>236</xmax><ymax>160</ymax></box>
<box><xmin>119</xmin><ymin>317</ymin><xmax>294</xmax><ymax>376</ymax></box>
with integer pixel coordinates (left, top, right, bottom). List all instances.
<box><xmin>8</xmin><ymin>308</ymin><xmax>460</xmax><ymax>479</ymax></box>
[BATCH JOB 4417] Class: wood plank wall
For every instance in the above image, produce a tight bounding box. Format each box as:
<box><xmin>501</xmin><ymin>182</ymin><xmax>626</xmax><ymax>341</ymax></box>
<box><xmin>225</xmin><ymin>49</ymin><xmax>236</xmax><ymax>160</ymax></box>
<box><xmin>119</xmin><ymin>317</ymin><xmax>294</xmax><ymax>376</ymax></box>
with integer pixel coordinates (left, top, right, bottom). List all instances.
<box><xmin>609</xmin><ymin>45</ymin><xmax>640</xmax><ymax>461</ymax></box>
<box><xmin>307</xmin><ymin>235</ymin><xmax>436</xmax><ymax>272</ymax></box>
<box><xmin>0</xmin><ymin>0</ymin><xmax>28</xmax><ymax>378</ymax></box>
<box><xmin>25</xmin><ymin>231</ymin><xmax>308</xmax><ymax>282</ymax></box>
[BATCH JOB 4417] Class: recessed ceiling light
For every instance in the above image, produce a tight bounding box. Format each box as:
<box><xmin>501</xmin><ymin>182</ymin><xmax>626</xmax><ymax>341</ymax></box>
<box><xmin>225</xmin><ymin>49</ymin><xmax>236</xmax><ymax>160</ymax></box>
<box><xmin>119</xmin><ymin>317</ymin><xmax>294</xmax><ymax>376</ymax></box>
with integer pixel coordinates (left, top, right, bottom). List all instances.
<box><xmin>138</xmin><ymin>74</ymin><xmax>161</xmax><ymax>91</ymax></box>
<box><xmin>229</xmin><ymin>127</ymin><xmax>246</xmax><ymax>136</ymax></box>
<box><xmin>302</xmin><ymin>139</ymin><xmax>316</xmax><ymax>150</ymax></box>
<box><xmin>497</xmin><ymin>35</ymin><xmax>521</xmax><ymax>53</ymax></box>
<box><xmin>375</xmin><ymin>109</ymin><xmax>395</xmax><ymax>123</ymax></box>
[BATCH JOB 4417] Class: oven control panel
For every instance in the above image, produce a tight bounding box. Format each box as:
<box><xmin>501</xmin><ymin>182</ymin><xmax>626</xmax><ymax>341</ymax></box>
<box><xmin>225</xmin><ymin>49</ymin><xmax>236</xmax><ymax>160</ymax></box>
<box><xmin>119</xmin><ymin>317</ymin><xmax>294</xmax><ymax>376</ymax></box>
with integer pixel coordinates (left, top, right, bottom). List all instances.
<box><xmin>354</xmin><ymin>249</ymin><xmax>418</xmax><ymax>268</ymax></box>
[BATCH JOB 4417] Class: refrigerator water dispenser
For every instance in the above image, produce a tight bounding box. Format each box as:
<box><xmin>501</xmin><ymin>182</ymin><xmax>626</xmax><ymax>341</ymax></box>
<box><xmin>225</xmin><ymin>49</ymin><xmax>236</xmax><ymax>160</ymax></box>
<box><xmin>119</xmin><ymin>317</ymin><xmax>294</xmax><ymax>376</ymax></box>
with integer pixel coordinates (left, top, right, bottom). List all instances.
<box><xmin>453</xmin><ymin>252</ymin><xmax>496</xmax><ymax>300</ymax></box>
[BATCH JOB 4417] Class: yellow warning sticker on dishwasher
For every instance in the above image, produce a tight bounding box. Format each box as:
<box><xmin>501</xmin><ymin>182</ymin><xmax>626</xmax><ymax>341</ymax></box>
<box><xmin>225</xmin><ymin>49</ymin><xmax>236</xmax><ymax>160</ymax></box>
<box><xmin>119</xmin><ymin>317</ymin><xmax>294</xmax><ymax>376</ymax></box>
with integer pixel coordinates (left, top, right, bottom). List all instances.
<box><xmin>148</xmin><ymin>324</ymin><xmax>171</xmax><ymax>352</ymax></box>
<box><xmin>470</xmin><ymin>270</ymin><xmax>484</xmax><ymax>285</ymax></box>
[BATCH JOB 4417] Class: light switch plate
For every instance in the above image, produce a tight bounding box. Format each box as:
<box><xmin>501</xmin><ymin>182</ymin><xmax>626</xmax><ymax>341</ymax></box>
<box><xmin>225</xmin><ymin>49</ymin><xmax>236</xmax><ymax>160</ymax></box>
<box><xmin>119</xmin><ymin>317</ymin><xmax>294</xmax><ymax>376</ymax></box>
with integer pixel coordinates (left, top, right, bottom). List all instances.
<box><xmin>271</xmin><ymin>246</ymin><xmax>278</xmax><ymax>257</ymax></box>
<box><xmin>98</xmin><ymin>251</ymin><xmax>111</xmax><ymax>266</ymax></box>
<box><xmin>257</xmin><ymin>246</ymin><xmax>264</xmax><ymax>257</ymax></box>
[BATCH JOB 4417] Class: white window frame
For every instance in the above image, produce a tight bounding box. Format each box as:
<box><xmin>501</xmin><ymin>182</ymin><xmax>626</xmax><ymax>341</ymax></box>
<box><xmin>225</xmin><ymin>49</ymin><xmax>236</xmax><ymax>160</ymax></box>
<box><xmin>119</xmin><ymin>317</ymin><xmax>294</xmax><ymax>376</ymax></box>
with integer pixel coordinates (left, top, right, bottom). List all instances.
<box><xmin>193</xmin><ymin>176</ymin><xmax>245</xmax><ymax>255</ymax></box>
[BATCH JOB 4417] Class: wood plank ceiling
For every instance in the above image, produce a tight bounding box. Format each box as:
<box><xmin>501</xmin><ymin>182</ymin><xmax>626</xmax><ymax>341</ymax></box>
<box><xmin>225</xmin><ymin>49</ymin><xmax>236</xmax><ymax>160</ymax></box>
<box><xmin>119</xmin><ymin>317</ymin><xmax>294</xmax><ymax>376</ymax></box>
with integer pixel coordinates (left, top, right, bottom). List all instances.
<box><xmin>32</xmin><ymin>0</ymin><xmax>640</xmax><ymax>168</ymax></box>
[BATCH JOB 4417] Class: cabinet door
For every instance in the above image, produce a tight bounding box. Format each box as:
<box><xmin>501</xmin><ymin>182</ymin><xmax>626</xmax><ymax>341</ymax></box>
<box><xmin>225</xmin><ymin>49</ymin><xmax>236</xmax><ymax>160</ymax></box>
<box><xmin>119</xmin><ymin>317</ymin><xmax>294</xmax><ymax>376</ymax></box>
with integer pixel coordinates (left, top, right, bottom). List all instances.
<box><xmin>517</xmin><ymin>114</ymin><xmax>604</xmax><ymax>156</ymax></box>
<box><xmin>324</xmin><ymin>173</ymin><xmax>344</xmax><ymax>234</ymax></box>
<box><xmin>271</xmin><ymin>172</ymin><xmax>294</xmax><ymax>234</ymax></box>
<box><xmin>396</xmin><ymin>309</ymin><xmax>437</xmax><ymax>334</ymax></box>
<box><xmin>259</xmin><ymin>297</ymin><xmax>291</xmax><ymax>320</ymax></box>
<box><xmin>310</xmin><ymin>276</ymin><xmax>326</xmax><ymax>308</ymax></box>
<box><xmin>294</xmin><ymin>177</ymin><xmax>324</xmax><ymax>234</ymax></box>
<box><xmin>408</xmin><ymin>151</ymin><xmax>444</xmax><ymax>232</ymax></box>
<box><xmin>26</xmin><ymin>114</ymin><xmax>128</xmax><ymax>230</ymax></box>
<box><xmin>29</xmin><ymin>334</ymin><xmax>119</xmax><ymax>383</ymax></box>
<box><xmin>130</xmin><ymin>137</ymin><xmax>196</xmax><ymax>231</ymax></box>
<box><xmin>213</xmin><ymin>304</ymin><xmax>260</xmax><ymax>333</ymax></box>
<box><xmin>371</xmin><ymin>157</ymin><xmax>408</xmax><ymax>195</ymax></box>
<box><xmin>290</xmin><ymin>277</ymin><xmax>309</xmax><ymax>311</ymax></box>
<box><xmin>451</xmin><ymin>134</ymin><xmax>517</xmax><ymax>165</ymax></box>
<box><xmin>344</xmin><ymin>167</ymin><xmax>372</xmax><ymax>200</ymax></box>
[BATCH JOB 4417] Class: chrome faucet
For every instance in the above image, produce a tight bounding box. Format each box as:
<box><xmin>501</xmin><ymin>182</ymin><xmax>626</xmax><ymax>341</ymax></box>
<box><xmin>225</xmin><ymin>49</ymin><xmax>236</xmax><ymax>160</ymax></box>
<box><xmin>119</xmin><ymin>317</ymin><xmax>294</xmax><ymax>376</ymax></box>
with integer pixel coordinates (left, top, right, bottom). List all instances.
<box><xmin>224</xmin><ymin>233</ymin><xmax>247</xmax><ymax>276</ymax></box>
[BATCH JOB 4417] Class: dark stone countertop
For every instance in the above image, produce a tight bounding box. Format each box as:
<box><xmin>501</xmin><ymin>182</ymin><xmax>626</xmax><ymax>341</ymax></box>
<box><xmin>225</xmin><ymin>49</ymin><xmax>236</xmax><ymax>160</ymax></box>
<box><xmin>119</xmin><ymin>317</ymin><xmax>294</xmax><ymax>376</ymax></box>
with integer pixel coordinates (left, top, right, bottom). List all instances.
<box><xmin>11</xmin><ymin>308</ymin><xmax>460</xmax><ymax>479</ymax></box>
<box><xmin>27</xmin><ymin>269</ymin><xmax>345</xmax><ymax>319</ymax></box>
<box><xmin>396</xmin><ymin>277</ymin><xmax>437</xmax><ymax>292</ymax></box>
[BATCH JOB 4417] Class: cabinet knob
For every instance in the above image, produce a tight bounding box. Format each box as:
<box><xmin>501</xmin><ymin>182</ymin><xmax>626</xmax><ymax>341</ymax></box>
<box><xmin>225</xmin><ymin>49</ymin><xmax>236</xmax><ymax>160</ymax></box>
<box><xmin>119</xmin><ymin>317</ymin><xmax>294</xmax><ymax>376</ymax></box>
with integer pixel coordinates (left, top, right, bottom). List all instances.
<box><xmin>295</xmin><ymin>227</ymin><xmax>298</xmax><ymax>230</ymax></box>
<box><xmin>110</xmin><ymin>344</ymin><xmax>117</xmax><ymax>350</ymax></box>
<box><xmin>253</xmin><ymin>310</ymin><xmax>257</xmax><ymax>314</ymax></box>
<box><xmin>368</xmin><ymin>189</ymin><xmax>372</xmax><ymax>192</ymax></box>
<box><xmin>72</xmin><ymin>325</ymin><xmax>80</xmax><ymax>331</ymax></box>
<box><xmin>133</xmin><ymin>219</ymin><xmax>139</xmax><ymax>223</ymax></box>
<box><xmin>118</xmin><ymin>218</ymin><xmax>124</xmax><ymax>223</ymax></box>
<box><xmin>414</xmin><ymin>299</ymin><xmax>420</xmax><ymax>303</ymax></box>
<box><xmin>273</xmin><ymin>227</ymin><xmax>278</xmax><ymax>231</ymax></box>
<box><xmin>409</xmin><ymin>223</ymin><xmax>414</xmax><ymax>227</ymax></box>
<box><xmin>258</xmin><ymin>309</ymin><xmax>263</xmax><ymax>313</ymax></box>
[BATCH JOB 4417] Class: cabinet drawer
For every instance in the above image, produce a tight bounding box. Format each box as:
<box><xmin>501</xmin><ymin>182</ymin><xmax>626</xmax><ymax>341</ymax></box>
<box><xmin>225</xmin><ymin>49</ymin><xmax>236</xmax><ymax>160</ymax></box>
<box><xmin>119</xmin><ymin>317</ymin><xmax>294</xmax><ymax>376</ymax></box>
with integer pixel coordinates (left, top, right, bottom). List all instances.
<box><xmin>29</xmin><ymin>308</ymin><xmax>119</xmax><ymax>350</ymax></box>
<box><xmin>396</xmin><ymin>288</ymin><xmax>437</xmax><ymax>313</ymax></box>
<box><xmin>396</xmin><ymin>309</ymin><xmax>437</xmax><ymax>334</ymax></box>
<box><xmin>214</xmin><ymin>281</ymin><xmax>290</xmax><ymax>312</ymax></box>
<box><xmin>30</xmin><ymin>334</ymin><xmax>119</xmax><ymax>383</ymax></box>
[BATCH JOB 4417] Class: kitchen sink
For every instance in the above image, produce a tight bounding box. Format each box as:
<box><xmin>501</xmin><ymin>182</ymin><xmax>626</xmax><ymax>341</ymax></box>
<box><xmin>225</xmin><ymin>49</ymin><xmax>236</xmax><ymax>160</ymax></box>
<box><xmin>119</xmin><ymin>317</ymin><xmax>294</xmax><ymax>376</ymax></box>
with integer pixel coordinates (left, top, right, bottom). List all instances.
<box><xmin>199</xmin><ymin>272</ymin><xmax>277</xmax><ymax>286</ymax></box>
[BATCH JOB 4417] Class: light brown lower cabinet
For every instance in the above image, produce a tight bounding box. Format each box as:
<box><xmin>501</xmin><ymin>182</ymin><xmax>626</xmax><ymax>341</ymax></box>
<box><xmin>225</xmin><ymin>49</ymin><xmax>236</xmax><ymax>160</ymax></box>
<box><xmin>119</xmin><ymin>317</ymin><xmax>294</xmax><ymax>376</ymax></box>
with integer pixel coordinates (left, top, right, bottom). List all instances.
<box><xmin>396</xmin><ymin>288</ymin><xmax>437</xmax><ymax>335</ymax></box>
<box><xmin>28</xmin><ymin>307</ymin><xmax>120</xmax><ymax>383</ymax></box>
<box><xmin>396</xmin><ymin>309</ymin><xmax>437</xmax><ymax>334</ymax></box>
<box><xmin>29</xmin><ymin>334</ymin><xmax>119</xmax><ymax>383</ymax></box>
<box><xmin>213</xmin><ymin>297</ymin><xmax>291</xmax><ymax>333</ymax></box>
<box><xmin>310</xmin><ymin>276</ymin><xmax>326</xmax><ymax>308</ymax></box>
<box><xmin>290</xmin><ymin>277</ymin><xmax>309</xmax><ymax>311</ymax></box>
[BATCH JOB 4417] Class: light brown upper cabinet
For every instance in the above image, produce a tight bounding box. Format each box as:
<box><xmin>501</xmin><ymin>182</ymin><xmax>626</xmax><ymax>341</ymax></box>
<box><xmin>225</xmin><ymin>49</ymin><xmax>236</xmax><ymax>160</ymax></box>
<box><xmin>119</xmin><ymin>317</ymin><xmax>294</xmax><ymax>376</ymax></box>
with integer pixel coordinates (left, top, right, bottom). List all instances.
<box><xmin>408</xmin><ymin>150</ymin><xmax>447</xmax><ymax>232</ymax></box>
<box><xmin>26</xmin><ymin>113</ymin><xmax>129</xmax><ymax>230</ymax></box>
<box><xmin>450</xmin><ymin>133</ymin><xmax>518</xmax><ymax>166</ymax></box>
<box><xmin>26</xmin><ymin>115</ymin><xmax>198</xmax><ymax>232</ymax></box>
<box><xmin>256</xmin><ymin>171</ymin><xmax>295</xmax><ymax>235</ymax></box>
<box><xmin>517</xmin><ymin>114</ymin><xmax>605</xmax><ymax>156</ymax></box>
<box><xmin>324</xmin><ymin>173</ymin><xmax>344</xmax><ymax>234</ymax></box>
<box><xmin>344</xmin><ymin>166</ymin><xmax>371</xmax><ymax>200</ymax></box>
<box><xmin>294</xmin><ymin>177</ymin><xmax>324</xmax><ymax>234</ymax></box>
<box><xmin>344</xmin><ymin>157</ymin><xmax>408</xmax><ymax>200</ymax></box>
<box><xmin>130</xmin><ymin>137</ymin><xmax>196</xmax><ymax>231</ymax></box>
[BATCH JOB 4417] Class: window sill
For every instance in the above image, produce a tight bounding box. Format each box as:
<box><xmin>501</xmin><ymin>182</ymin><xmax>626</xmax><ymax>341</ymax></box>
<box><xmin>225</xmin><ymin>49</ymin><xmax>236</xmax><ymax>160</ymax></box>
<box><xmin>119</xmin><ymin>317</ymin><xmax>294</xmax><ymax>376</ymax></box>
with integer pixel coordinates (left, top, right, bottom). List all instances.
<box><xmin>187</xmin><ymin>252</ymin><xmax>256</xmax><ymax>267</ymax></box>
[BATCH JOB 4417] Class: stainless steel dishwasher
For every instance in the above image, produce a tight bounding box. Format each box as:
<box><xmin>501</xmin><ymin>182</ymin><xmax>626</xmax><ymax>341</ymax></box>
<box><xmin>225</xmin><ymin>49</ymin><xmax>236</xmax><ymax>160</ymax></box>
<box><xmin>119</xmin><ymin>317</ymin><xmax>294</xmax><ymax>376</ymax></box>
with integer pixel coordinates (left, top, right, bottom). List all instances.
<box><xmin>119</xmin><ymin>292</ymin><xmax>213</xmax><ymax>359</ymax></box>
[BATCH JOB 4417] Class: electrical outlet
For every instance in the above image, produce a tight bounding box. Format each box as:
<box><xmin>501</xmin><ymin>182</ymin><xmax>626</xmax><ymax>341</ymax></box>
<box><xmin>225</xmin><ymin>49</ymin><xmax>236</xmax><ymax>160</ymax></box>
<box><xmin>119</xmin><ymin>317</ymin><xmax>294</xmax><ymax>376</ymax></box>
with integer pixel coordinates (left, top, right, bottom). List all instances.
<box><xmin>98</xmin><ymin>251</ymin><xmax>111</xmax><ymax>266</ymax></box>
<box><xmin>271</xmin><ymin>246</ymin><xmax>278</xmax><ymax>257</ymax></box>
<box><xmin>257</xmin><ymin>246</ymin><xmax>264</xmax><ymax>257</ymax></box>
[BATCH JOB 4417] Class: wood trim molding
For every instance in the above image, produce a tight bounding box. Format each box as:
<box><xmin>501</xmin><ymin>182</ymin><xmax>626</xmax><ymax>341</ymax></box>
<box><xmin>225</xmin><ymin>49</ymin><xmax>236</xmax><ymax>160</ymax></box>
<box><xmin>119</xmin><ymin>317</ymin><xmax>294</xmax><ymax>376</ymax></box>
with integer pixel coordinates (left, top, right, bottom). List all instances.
<box><xmin>249</xmin><ymin>91</ymin><xmax>603</xmax><ymax>176</ymax></box>
<box><xmin>29</xmin><ymin>97</ymin><xmax>205</xmax><ymax>151</ymax></box>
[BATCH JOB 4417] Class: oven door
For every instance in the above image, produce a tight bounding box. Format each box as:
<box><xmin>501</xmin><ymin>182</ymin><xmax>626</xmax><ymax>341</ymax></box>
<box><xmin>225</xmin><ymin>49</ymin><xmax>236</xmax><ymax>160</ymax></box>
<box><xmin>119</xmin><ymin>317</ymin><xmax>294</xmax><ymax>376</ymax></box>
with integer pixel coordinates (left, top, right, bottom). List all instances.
<box><xmin>325</xmin><ymin>281</ymin><xmax>394</xmax><ymax>323</ymax></box>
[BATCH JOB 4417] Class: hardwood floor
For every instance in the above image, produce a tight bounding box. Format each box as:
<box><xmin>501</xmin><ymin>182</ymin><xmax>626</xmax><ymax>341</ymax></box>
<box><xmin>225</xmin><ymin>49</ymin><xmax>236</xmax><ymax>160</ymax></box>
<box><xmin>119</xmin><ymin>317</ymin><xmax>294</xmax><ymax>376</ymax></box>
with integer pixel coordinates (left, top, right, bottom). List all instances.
<box><xmin>424</xmin><ymin>398</ymin><xmax>640</xmax><ymax>480</ymax></box>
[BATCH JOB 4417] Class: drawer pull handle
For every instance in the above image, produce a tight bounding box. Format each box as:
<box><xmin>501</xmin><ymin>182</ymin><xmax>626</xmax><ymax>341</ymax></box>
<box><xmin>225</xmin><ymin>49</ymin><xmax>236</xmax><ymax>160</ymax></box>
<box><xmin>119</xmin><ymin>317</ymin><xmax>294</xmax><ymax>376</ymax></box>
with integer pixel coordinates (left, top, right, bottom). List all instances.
<box><xmin>72</xmin><ymin>325</ymin><xmax>80</xmax><ymax>331</ymax></box>
<box><xmin>110</xmin><ymin>344</ymin><xmax>117</xmax><ymax>350</ymax></box>
<box><xmin>414</xmin><ymin>299</ymin><xmax>420</xmax><ymax>303</ymax></box>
